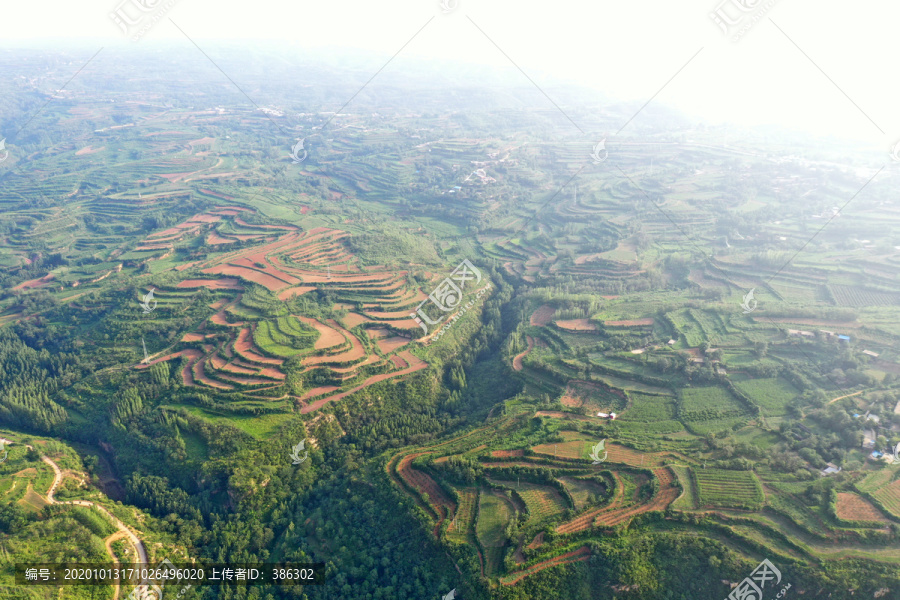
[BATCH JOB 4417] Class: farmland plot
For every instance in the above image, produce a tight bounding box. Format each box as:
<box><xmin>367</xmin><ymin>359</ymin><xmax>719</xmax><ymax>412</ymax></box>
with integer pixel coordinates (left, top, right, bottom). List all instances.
<box><xmin>489</xmin><ymin>479</ymin><xmax>568</xmax><ymax>523</ymax></box>
<box><xmin>477</xmin><ymin>490</ymin><xmax>514</xmax><ymax>548</ymax></box>
<box><xmin>693</xmin><ymin>468</ymin><xmax>764</xmax><ymax>510</ymax></box>
<box><xmin>733</xmin><ymin>377</ymin><xmax>798</xmax><ymax>416</ymax></box>
<box><xmin>835</xmin><ymin>492</ymin><xmax>890</xmax><ymax>524</ymax></box>
<box><xmin>872</xmin><ymin>479</ymin><xmax>900</xmax><ymax>519</ymax></box>
<box><xmin>558</xmin><ymin>476</ymin><xmax>608</xmax><ymax>510</ymax></box>
<box><xmin>679</xmin><ymin>387</ymin><xmax>750</xmax><ymax>435</ymax></box>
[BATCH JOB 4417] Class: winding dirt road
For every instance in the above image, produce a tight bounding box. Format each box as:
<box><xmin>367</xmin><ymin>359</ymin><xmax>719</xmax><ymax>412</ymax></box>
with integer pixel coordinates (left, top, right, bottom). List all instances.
<box><xmin>31</xmin><ymin>448</ymin><xmax>150</xmax><ymax>599</ymax></box>
<box><xmin>40</xmin><ymin>454</ymin><xmax>149</xmax><ymax>565</ymax></box>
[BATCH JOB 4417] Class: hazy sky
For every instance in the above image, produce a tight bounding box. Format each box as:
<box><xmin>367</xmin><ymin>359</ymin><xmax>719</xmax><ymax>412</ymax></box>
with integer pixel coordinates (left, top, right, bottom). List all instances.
<box><xmin>3</xmin><ymin>0</ymin><xmax>899</xmax><ymax>151</ymax></box>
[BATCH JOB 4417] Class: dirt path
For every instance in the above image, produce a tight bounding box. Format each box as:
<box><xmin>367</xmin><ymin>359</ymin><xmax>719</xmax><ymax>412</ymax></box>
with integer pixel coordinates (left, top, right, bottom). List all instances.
<box><xmin>501</xmin><ymin>546</ymin><xmax>591</xmax><ymax>585</ymax></box>
<box><xmin>40</xmin><ymin>452</ymin><xmax>149</xmax><ymax>568</ymax></box>
<box><xmin>105</xmin><ymin>530</ymin><xmax>129</xmax><ymax>600</ymax></box>
<box><xmin>512</xmin><ymin>336</ymin><xmax>534</xmax><ymax>372</ymax></box>
<box><xmin>828</xmin><ymin>390</ymin><xmax>863</xmax><ymax>404</ymax></box>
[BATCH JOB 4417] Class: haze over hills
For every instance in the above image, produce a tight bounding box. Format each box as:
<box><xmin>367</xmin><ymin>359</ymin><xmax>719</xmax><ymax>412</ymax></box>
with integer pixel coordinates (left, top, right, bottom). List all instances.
<box><xmin>1</xmin><ymin>7</ymin><xmax>900</xmax><ymax>600</ymax></box>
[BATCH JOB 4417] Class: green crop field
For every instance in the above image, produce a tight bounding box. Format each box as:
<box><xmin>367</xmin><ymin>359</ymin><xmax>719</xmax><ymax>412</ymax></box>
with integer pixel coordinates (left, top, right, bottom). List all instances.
<box><xmin>733</xmin><ymin>377</ymin><xmax>798</xmax><ymax>416</ymax></box>
<box><xmin>558</xmin><ymin>476</ymin><xmax>607</xmax><ymax>510</ymax></box>
<box><xmin>678</xmin><ymin>386</ymin><xmax>750</xmax><ymax>434</ymax></box>
<box><xmin>670</xmin><ymin>465</ymin><xmax>696</xmax><ymax>510</ymax></box>
<box><xmin>620</xmin><ymin>393</ymin><xmax>678</xmax><ymax>422</ymax></box>
<box><xmin>693</xmin><ymin>468</ymin><xmax>764</xmax><ymax>510</ymax></box>
<box><xmin>476</xmin><ymin>490</ymin><xmax>514</xmax><ymax>547</ymax></box>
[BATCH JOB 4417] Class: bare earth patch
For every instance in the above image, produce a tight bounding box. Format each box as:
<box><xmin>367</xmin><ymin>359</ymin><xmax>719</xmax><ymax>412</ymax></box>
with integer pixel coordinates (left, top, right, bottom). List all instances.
<box><xmin>836</xmin><ymin>492</ymin><xmax>889</xmax><ymax>523</ymax></box>
<box><xmin>530</xmin><ymin>305</ymin><xmax>556</xmax><ymax>327</ymax></box>
<box><xmin>555</xmin><ymin>319</ymin><xmax>597</xmax><ymax>331</ymax></box>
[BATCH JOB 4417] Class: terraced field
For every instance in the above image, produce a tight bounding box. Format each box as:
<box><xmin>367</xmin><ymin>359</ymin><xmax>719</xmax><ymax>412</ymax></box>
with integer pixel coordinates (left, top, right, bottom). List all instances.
<box><xmin>488</xmin><ymin>479</ymin><xmax>568</xmax><ymax>523</ymax></box>
<box><xmin>871</xmin><ymin>479</ymin><xmax>900</xmax><ymax>519</ymax></box>
<box><xmin>693</xmin><ymin>468</ymin><xmax>764</xmax><ymax>510</ymax></box>
<box><xmin>835</xmin><ymin>492</ymin><xmax>890</xmax><ymax>524</ymax></box>
<box><xmin>127</xmin><ymin>209</ymin><xmax>444</xmax><ymax>412</ymax></box>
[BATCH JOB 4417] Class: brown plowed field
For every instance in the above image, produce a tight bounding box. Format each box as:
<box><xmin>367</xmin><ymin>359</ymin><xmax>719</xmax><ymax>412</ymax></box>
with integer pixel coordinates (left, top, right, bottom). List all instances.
<box><xmin>491</xmin><ymin>449</ymin><xmax>525</xmax><ymax>458</ymax></box>
<box><xmin>835</xmin><ymin>492</ymin><xmax>890</xmax><ymax>523</ymax></box>
<box><xmin>297</xmin><ymin>316</ymin><xmax>345</xmax><ymax>349</ymax></box>
<box><xmin>187</xmin><ymin>213</ymin><xmax>222</xmax><ymax>223</ymax></box>
<box><xmin>594</xmin><ymin>467</ymin><xmax>677</xmax><ymax>527</ymax></box>
<box><xmin>210</xmin><ymin>311</ymin><xmax>244</xmax><ymax>326</ymax></box>
<box><xmin>13</xmin><ymin>273</ymin><xmax>54</xmax><ymax>290</ymax></box>
<box><xmin>214</xmin><ymin>373</ymin><xmax>275</xmax><ymax>386</ymax></box>
<box><xmin>204</xmin><ymin>265</ymin><xmax>292</xmax><ymax>290</ymax></box>
<box><xmin>178</xmin><ymin>350</ymin><xmax>203</xmax><ymax>386</ymax></box>
<box><xmin>75</xmin><ymin>145</ymin><xmax>105</xmax><ymax>155</ymax></box>
<box><xmin>501</xmin><ymin>546</ymin><xmax>590</xmax><ymax>586</ymax></box>
<box><xmin>376</xmin><ymin>336</ymin><xmax>410</xmax><ymax>354</ymax></box>
<box><xmin>330</xmin><ymin>355</ymin><xmax>382</xmax><ymax>374</ymax></box>
<box><xmin>192</xmin><ymin>359</ymin><xmax>234</xmax><ymax>390</ymax></box>
<box><xmin>175</xmin><ymin>261</ymin><xmax>202</xmax><ymax>271</ymax></box>
<box><xmin>555</xmin><ymin>319</ymin><xmax>598</xmax><ymax>331</ymax></box>
<box><xmin>300</xmin><ymin>352</ymin><xmax>427</xmax><ymax>413</ymax></box>
<box><xmin>219</xmin><ymin>362</ymin><xmax>257</xmax><ymax>375</ymax></box>
<box><xmin>512</xmin><ymin>336</ymin><xmax>534</xmax><ymax>372</ymax></box>
<box><xmin>604</xmin><ymin>318</ymin><xmax>654</xmax><ymax>327</ymax></box>
<box><xmin>530</xmin><ymin>305</ymin><xmax>556</xmax><ymax>326</ymax></box>
<box><xmin>303</xmin><ymin>322</ymin><xmax>364</xmax><ymax>365</ymax></box>
<box><xmin>231</xmin><ymin>257</ymin><xmax>300</xmax><ymax>285</ymax></box>
<box><xmin>176</xmin><ymin>278</ymin><xmax>242</xmax><ymax>289</ymax></box>
<box><xmin>234</xmin><ymin>328</ymin><xmax>284</xmax><ymax>365</ymax></box>
<box><xmin>342</xmin><ymin>313</ymin><xmax>374</xmax><ymax>328</ymax></box>
<box><xmin>207</xmin><ymin>234</ymin><xmax>237</xmax><ymax>245</ymax></box>
<box><xmin>276</xmin><ymin>286</ymin><xmax>316</xmax><ymax>300</ymax></box>
<box><xmin>299</xmin><ymin>386</ymin><xmax>340</xmax><ymax>402</ymax></box>
<box><xmin>383</xmin><ymin>318</ymin><xmax>421</xmax><ymax>330</ymax></box>
<box><xmin>257</xmin><ymin>366</ymin><xmax>285</xmax><ymax>380</ymax></box>
<box><xmin>557</xmin><ymin>472</ymin><xmax>625</xmax><ymax>534</ymax></box>
<box><xmin>396</xmin><ymin>452</ymin><xmax>456</xmax><ymax>523</ymax></box>
<box><xmin>364</xmin><ymin>308</ymin><xmax>416</xmax><ymax>320</ymax></box>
